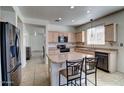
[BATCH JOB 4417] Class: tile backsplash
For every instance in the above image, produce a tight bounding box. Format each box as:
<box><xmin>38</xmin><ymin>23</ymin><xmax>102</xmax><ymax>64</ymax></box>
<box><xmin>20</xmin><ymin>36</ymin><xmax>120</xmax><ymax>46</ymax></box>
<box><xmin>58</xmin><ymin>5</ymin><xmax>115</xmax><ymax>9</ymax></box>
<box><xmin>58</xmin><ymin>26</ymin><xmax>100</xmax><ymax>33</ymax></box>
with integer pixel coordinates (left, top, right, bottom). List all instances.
<box><xmin>48</xmin><ymin>43</ymin><xmax>76</xmax><ymax>48</ymax></box>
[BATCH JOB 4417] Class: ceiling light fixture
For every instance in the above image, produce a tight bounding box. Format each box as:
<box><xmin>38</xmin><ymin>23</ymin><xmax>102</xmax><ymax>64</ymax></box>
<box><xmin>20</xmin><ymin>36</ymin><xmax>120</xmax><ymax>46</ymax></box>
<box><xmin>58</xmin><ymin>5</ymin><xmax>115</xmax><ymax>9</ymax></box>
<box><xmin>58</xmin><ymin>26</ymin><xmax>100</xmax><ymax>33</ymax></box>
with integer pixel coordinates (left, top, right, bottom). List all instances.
<box><xmin>34</xmin><ymin>32</ymin><xmax>37</xmax><ymax>36</ymax></box>
<box><xmin>72</xmin><ymin>20</ymin><xmax>74</xmax><ymax>22</ymax></box>
<box><xmin>70</xmin><ymin>6</ymin><xmax>75</xmax><ymax>9</ymax></box>
<box><xmin>58</xmin><ymin>18</ymin><xmax>62</xmax><ymax>20</ymax></box>
<box><xmin>87</xmin><ymin>10</ymin><xmax>90</xmax><ymax>14</ymax></box>
<box><xmin>55</xmin><ymin>18</ymin><xmax>62</xmax><ymax>22</ymax></box>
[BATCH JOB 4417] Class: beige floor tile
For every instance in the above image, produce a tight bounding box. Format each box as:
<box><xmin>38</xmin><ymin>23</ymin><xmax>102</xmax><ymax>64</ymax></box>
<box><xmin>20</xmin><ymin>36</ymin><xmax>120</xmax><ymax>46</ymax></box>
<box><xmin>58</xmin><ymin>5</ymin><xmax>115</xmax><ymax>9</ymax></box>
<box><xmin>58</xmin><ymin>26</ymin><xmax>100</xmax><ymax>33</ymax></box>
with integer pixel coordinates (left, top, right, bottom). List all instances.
<box><xmin>20</xmin><ymin>52</ymin><xmax>50</xmax><ymax>86</ymax></box>
<box><xmin>20</xmin><ymin>81</ymin><xmax>34</xmax><ymax>86</ymax></box>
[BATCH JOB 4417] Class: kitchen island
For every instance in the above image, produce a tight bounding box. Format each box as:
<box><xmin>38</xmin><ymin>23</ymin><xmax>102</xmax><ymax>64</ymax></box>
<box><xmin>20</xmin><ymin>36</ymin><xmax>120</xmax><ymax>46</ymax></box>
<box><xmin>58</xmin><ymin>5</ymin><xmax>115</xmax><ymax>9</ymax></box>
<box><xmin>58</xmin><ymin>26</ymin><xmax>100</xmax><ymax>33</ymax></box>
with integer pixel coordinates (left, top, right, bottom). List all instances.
<box><xmin>47</xmin><ymin>52</ymin><xmax>94</xmax><ymax>86</ymax></box>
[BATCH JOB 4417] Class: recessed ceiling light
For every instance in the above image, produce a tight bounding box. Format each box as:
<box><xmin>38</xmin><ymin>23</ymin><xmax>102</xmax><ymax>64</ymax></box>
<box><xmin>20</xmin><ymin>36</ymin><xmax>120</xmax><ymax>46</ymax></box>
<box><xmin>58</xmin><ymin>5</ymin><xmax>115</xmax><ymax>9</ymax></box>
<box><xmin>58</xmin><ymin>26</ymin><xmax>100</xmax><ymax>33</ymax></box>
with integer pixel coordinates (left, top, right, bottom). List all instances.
<box><xmin>72</xmin><ymin>20</ymin><xmax>74</xmax><ymax>22</ymax></box>
<box><xmin>87</xmin><ymin>10</ymin><xmax>90</xmax><ymax>14</ymax></box>
<box><xmin>55</xmin><ymin>18</ymin><xmax>62</xmax><ymax>22</ymax></box>
<box><xmin>34</xmin><ymin>32</ymin><xmax>37</xmax><ymax>36</ymax></box>
<box><xmin>58</xmin><ymin>18</ymin><xmax>62</xmax><ymax>20</ymax></box>
<box><xmin>70</xmin><ymin>6</ymin><xmax>75</xmax><ymax>9</ymax></box>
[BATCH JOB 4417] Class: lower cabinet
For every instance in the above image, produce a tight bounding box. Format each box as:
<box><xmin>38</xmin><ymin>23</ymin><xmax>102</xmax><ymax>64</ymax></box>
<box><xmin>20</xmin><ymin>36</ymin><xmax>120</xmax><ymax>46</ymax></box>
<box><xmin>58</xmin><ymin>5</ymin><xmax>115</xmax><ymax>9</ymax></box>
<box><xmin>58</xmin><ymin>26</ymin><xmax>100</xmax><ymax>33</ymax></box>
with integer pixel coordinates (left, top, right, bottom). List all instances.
<box><xmin>75</xmin><ymin>48</ymin><xmax>117</xmax><ymax>73</ymax></box>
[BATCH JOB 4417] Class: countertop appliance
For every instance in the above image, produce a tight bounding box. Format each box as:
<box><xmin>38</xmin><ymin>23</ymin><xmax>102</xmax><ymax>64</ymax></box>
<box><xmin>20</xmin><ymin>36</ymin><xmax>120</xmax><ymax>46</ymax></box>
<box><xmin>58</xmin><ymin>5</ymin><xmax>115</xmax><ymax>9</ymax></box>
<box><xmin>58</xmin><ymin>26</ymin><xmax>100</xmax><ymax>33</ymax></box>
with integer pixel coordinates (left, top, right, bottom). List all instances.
<box><xmin>57</xmin><ymin>45</ymin><xmax>70</xmax><ymax>53</ymax></box>
<box><xmin>0</xmin><ymin>22</ymin><xmax>21</xmax><ymax>86</ymax></box>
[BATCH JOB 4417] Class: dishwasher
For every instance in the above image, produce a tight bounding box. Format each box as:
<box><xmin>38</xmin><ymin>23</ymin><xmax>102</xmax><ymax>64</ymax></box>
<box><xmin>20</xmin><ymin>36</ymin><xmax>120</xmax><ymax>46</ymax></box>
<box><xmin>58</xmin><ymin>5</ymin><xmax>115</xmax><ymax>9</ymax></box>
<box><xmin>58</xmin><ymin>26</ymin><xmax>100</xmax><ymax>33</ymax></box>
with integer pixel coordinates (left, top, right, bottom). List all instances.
<box><xmin>95</xmin><ymin>52</ymin><xmax>109</xmax><ymax>72</ymax></box>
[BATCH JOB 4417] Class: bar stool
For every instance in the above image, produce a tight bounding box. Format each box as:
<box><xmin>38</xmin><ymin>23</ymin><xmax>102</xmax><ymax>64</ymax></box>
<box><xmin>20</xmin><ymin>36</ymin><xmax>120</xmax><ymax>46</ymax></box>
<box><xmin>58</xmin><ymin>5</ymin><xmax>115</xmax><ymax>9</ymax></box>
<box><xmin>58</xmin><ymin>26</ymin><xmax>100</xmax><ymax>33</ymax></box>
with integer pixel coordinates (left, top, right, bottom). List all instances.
<box><xmin>59</xmin><ymin>58</ymin><xmax>84</xmax><ymax>86</ymax></box>
<box><xmin>84</xmin><ymin>57</ymin><xmax>98</xmax><ymax>86</ymax></box>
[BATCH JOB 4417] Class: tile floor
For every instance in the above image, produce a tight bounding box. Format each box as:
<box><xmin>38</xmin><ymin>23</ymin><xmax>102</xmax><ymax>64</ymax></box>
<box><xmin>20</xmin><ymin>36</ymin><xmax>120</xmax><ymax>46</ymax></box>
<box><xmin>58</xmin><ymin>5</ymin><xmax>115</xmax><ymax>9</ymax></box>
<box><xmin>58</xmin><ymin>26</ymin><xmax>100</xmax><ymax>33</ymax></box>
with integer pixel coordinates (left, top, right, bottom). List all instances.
<box><xmin>84</xmin><ymin>70</ymin><xmax>124</xmax><ymax>86</ymax></box>
<box><xmin>20</xmin><ymin>52</ymin><xmax>124</xmax><ymax>86</ymax></box>
<box><xmin>20</xmin><ymin>52</ymin><xmax>50</xmax><ymax>86</ymax></box>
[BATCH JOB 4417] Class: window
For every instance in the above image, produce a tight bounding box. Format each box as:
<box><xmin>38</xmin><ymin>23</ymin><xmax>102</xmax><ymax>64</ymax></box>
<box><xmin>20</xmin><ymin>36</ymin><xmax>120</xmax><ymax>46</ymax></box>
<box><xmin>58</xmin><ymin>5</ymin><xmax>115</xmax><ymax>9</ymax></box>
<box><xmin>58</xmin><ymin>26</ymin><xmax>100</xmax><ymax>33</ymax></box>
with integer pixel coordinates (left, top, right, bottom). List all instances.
<box><xmin>87</xmin><ymin>25</ymin><xmax>105</xmax><ymax>45</ymax></box>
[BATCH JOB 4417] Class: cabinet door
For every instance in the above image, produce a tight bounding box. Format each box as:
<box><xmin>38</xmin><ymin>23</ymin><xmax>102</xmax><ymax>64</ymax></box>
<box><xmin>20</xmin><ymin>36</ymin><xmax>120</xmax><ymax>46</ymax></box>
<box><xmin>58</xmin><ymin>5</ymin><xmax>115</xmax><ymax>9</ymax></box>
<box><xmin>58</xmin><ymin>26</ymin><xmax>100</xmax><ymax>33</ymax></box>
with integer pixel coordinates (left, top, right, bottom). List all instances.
<box><xmin>59</xmin><ymin>32</ymin><xmax>68</xmax><ymax>37</ymax></box>
<box><xmin>82</xmin><ymin>31</ymin><xmax>85</xmax><ymax>42</ymax></box>
<box><xmin>58</xmin><ymin>32</ymin><xmax>63</xmax><ymax>36</ymax></box>
<box><xmin>78</xmin><ymin>32</ymin><xmax>82</xmax><ymax>42</ymax></box>
<box><xmin>68</xmin><ymin>32</ymin><xmax>76</xmax><ymax>43</ymax></box>
<box><xmin>53</xmin><ymin>32</ymin><xmax>59</xmax><ymax>42</ymax></box>
<box><xmin>48</xmin><ymin>32</ymin><xmax>53</xmax><ymax>42</ymax></box>
<box><xmin>105</xmin><ymin>24</ymin><xmax>116</xmax><ymax>42</ymax></box>
<box><xmin>63</xmin><ymin>32</ymin><xmax>68</xmax><ymax>37</ymax></box>
<box><xmin>76</xmin><ymin>32</ymin><xmax>82</xmax><ymax>43</ymax></box>
<box><xmin>75</xmin><ymin>33</ymin><xmax>79</xmax><ymax>42</ymax></box>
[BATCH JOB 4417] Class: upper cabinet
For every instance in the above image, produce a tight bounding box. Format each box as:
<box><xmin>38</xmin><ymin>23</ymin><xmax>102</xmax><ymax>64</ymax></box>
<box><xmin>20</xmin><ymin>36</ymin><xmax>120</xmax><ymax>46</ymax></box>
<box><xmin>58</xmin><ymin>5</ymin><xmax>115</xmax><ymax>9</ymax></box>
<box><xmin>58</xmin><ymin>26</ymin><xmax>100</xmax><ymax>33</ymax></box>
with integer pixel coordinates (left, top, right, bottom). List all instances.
<box><xmin>48</xmin><ymin>31</ymin><xmax>86</xmax><ymax>43</ymax></box>
<box><xmin>68</xmin><ymin>32</ymin><xmax>76</xmax><ymax>43</ymax></box>
<box><xmin>48</xmin><ymin>32</ymin><xmax>53</xmax><ymax>43</ymax></box>
<box><xmin>48</xmin><ymin>31</ymin><xmax>59</xmax><ymax>43</ymax></box>
<box><xmin>105</xmin><ymin>24</ymin><xmax>117</xmax><ymax>42</ymax></box>
<box><xmin>75</xmin><ymin>31</ymin><xmax>85</xmax><ymax>43</ymax></box>
<box><xmin>58</xmin><ymin>32</ymin><xmax>68</xmax><ymax>37</ymax></box>
<box><xmin>48</xmin><ymin>31</ymin><xmax>77</xmax><ymax>43</ymax></box>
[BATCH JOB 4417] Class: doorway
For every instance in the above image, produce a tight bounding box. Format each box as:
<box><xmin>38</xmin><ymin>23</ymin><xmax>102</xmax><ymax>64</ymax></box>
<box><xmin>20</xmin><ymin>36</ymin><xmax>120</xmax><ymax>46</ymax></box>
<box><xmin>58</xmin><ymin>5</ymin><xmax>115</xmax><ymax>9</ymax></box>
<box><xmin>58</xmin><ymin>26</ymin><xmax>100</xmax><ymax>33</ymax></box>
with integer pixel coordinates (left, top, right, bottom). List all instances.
<box><xmin>20</xmin><ymin>24</ymin><xmax>49</xmax><ymax>86</ymax></box>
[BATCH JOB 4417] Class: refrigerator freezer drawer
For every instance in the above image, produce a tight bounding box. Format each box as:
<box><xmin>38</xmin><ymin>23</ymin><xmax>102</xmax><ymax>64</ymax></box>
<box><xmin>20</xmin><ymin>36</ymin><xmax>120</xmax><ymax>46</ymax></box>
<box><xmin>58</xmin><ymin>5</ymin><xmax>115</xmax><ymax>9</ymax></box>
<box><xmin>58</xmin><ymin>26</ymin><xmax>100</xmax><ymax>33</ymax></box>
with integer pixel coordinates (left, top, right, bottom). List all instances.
<box><xmin>10</xmin><ymin>65</ymin><xmax>21</xmax><ymax>86</ymax></box>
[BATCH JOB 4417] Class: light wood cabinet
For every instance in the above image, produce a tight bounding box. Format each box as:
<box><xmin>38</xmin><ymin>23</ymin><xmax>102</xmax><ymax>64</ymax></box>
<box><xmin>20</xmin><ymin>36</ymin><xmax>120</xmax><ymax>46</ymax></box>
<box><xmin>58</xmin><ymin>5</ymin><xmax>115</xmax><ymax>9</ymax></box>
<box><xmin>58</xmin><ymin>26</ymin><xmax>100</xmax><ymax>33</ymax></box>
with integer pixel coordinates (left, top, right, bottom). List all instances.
<box><xmin>105</xmin><ymin>24</ymin><xmax>117</xmax><ymax>42</ymax></box>
<box><xmin>75</xmin><ymin>31</ymin><xmax>85</xmax><ymax>43</ymax></box>
<box><xmin>48</xmin><ymin>31</ymin><xmax>59</xmax><ymax>43</ymax></box>
<box><xmin>48</xmin><ymin>31</ymin><xmax>81</xmax><ymax>43</ymax></box>
<box><xmin>68</xmin><ymin>32</ymin><xmax>76</xmax><ymax>43</ymax></box>
<box><xmin>53</xmin><ymin>32</ymin><xmax>59</xmax><ymax>42</ymax></box>
<box><xmin>58</xmin><ymin>32</ymin><xmax>68</xmax><ymax>37</ymax></box>
<box><xmin>48</xmin><ymin>32</ymin><xmax>54</xmax><ymax>43</ymax></box>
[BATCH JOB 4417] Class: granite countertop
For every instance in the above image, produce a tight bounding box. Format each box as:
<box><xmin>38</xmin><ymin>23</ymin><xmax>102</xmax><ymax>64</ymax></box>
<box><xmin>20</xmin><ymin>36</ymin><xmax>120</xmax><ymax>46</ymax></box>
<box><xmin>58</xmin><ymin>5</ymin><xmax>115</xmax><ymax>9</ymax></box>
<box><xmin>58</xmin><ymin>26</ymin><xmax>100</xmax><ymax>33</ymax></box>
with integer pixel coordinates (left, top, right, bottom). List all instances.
<box><xmin>47</xmin><ymin>52</ymin><xmax>94</xmax><ymax>64</ymax></box>
<box><xmin>75</xmin><ymin>46</ymin><xmax>118</xmax><ymax>53</ymax></box>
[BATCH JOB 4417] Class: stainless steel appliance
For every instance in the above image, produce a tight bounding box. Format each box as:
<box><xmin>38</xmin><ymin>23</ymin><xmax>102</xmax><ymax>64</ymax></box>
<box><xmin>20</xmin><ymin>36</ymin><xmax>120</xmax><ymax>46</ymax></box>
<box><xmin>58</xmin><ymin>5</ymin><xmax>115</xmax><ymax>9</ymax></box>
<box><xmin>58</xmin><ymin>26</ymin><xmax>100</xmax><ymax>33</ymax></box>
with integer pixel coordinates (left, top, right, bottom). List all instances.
<box><xmin>0</xmin><ymin>22</ymin><xmax>21</xmax><ymax>86</ymax></box>
<box><xmin>95</xmin><ymin>52</ymin><xmax>109</xmax><ymax>72</ymax></box>
<box><xmin>58</xmin><ymin>36</ymin><xmax>68</xmax><ymax>43</ymax></box>
<box><xmin>57</xmin><ymin>45</ymin><xmax>70</xmax><ymax>53</ymax></box>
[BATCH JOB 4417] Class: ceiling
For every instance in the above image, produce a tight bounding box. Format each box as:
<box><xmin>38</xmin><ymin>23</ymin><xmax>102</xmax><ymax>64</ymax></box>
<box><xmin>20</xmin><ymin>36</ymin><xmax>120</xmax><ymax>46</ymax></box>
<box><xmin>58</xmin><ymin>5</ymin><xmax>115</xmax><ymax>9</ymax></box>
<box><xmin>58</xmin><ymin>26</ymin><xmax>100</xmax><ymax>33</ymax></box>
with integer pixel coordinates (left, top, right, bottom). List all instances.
<box><xmin>18</xmin><ymin>6</ymin><xmax>124</xmax><ymax>26</ymax></box>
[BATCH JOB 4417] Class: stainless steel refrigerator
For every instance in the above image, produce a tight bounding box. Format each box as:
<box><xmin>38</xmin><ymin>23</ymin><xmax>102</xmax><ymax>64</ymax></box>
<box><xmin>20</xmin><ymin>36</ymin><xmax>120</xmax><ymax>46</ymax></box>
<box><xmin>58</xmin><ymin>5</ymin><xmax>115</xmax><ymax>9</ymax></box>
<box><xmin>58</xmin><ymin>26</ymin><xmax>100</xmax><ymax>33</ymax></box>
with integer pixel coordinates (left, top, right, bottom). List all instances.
<box><xmin>0</xmin><ymin>22</ymin><xmax>21</xmax><ymax>86</ymax></box>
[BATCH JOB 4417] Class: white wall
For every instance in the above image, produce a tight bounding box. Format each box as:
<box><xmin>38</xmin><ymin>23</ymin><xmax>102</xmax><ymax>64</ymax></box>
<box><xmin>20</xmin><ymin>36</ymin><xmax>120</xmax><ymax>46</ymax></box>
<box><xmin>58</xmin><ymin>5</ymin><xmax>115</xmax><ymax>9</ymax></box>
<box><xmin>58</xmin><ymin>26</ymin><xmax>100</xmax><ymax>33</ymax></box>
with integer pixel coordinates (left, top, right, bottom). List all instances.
<box><xmin>77</xmin><ymin>10</ymin><xmax>124</xmax><ymax>73</ymax></box>
<box><xmin>30</xmin><ymin>34</ymin><xmax>44</xmax><ymax>51</ymax></box>
<box><xmin>17</xmin><ymin>18</ymin><xmax>26</xmax><ymax>68</ymax></box>
<box><xmin>25</xmin><ymin>24</ymin><xmax>45</xmax><ymax>52</ymax></box>
<box><xmin>47</xmin><ymin>24</ymin><xmax>75</xmax><ymax>32</ymax></box>
<box><xmin>21</xmin><ymin>28</ymin><xmax>27</xmax><ymax>68</ymax></box>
